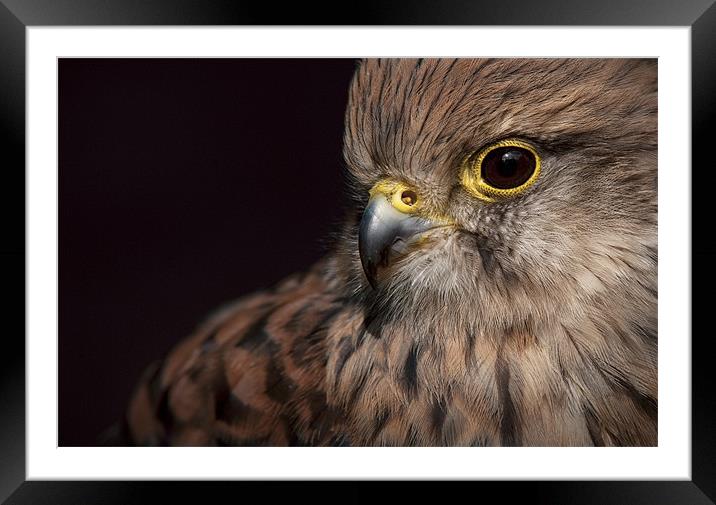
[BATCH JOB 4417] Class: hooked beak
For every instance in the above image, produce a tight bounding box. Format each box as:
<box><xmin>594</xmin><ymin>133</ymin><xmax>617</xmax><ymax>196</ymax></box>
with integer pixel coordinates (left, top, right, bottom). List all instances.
<box><xmin>358</xmin><ymin>194</ymin><xmax>439</xmax><ymax>289</ymax></box>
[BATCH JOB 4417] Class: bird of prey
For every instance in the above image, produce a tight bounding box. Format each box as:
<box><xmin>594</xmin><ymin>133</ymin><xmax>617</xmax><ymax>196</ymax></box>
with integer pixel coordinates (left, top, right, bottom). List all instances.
<box><xmin>119</xmin><ymin>58</ymin><xmax>657</xmax><ymax>446</ymax></box>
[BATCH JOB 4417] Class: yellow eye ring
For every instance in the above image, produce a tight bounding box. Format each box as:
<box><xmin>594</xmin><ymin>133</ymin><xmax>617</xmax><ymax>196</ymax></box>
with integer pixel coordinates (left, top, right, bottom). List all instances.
<box><xmin>461</xmin><ymin>139</ymin><xmax>541</xmax><ymax>202</ymax></box>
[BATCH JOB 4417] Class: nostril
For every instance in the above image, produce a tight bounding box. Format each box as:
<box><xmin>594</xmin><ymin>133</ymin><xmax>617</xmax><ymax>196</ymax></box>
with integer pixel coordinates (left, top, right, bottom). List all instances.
<box><xmin>400</xmin><ymin>190</ymin><xmax>418</xmax><ymax>206</ymax></box>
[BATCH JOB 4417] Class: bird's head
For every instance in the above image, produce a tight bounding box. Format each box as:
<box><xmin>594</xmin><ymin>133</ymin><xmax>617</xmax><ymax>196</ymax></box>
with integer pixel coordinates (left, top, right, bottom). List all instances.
<box><xmin>339</xmin><ymin>58</ymin><xmax>657</xmax><ymax>332</ymax></box>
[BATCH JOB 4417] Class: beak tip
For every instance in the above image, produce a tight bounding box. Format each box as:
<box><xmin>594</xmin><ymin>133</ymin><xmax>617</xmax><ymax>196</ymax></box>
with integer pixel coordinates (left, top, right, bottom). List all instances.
<box><xmin>362</xmin><ymin>264</ymin><xmax>378</xmax><ymax>290</ymax></box>
<box><xmin>358</xmin><ymin>241</ymin><xmax>379</xmax><ymax>289</ymax></box>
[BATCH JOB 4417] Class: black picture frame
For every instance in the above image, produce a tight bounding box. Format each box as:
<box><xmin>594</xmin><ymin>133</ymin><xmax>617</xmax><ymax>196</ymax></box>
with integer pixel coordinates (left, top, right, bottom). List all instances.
<box><xmin>1</xmin><ymin>1</ymin><xmax>714</xmax><ymax>503</ymax></box>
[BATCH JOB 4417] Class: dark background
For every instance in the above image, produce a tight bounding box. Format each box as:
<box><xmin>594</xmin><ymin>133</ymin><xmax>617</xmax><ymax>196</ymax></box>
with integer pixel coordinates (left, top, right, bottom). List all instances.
<box><xmin>58</xmin><ymin>59</ymin><xmax>358</xmax><ymax>446</ymax></box>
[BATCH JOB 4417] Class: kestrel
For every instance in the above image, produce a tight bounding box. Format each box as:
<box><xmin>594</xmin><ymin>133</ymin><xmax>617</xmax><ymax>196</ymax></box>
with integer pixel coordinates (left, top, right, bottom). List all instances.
<box><xmin>116</xmin><ymin>58</ymin><xmax>657</xmax><ymax>446</ymax></box>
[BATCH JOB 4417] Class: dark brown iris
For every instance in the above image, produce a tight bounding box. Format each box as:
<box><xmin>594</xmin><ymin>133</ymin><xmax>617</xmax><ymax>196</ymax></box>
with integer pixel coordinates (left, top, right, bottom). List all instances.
<box><xmin>480</xmin><ymin>146</ymin><xmax>536</xmax><ymax>189</ymax></box>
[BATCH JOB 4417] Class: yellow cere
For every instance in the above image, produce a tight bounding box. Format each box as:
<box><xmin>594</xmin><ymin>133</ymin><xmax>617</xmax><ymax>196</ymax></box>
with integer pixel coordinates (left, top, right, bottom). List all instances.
<box><xmin>460</xmin><ymin>138</ymin><xmax>541</xmax><ymax>201</ymax></box>
<box><xmin>369</xmin><ymin>180</ymin><xmax>422</xmax><ymax>214</ymax></box>
<box><xmin>369</xmin><ymin>180</ymin><xmax>457</xmax><ymax>227</ymax></box>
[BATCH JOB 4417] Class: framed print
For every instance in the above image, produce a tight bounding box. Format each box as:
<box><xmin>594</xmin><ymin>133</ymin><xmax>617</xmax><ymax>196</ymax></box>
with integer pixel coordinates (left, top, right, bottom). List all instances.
<box><xmin>1</xmin><ymin>0</ymin><xmax>714</xmax><ymax>503</ymax></box>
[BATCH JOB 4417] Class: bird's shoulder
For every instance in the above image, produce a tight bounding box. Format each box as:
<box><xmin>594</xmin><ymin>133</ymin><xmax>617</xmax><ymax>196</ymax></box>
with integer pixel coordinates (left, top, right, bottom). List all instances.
<box><xmin>126</xmin><ymin>258</ymin><xmax>350</xmax><ymax>446</ymax></box>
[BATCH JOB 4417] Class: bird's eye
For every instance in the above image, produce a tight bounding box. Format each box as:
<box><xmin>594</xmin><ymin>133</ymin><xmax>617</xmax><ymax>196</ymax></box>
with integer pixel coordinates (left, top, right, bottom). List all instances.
<box><xmin>481</xmin><ymin>146</ymin><xmax>536</xmax><ymax>189</ymax></box>
<box><xmin>461</xmin><ymin>139</ymin><xmax>541</xmax><ymax>200</ymax></box>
